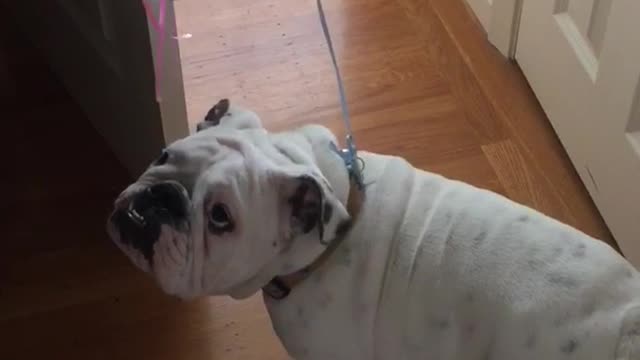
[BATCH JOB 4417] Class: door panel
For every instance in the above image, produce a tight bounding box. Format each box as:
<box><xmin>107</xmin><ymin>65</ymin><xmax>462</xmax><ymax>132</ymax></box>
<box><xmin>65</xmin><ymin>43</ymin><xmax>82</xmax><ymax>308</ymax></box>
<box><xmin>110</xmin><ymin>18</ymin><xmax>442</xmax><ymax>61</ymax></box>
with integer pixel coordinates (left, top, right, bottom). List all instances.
<box><xmin>564</xmin><ymin>0</ymin><xmax>594</xmax><ymax>36</ymax></box>
<box><xmin>552</xmin><ymin>0</ymin><xmax>613</xmax><ymax>75</ymax></box>
<box><xmin>587</xmin><ymin>0</ymin><xmax>613</xmax><ymax>56</ymax></box>
<box><xmin>4</xmin><ymin>0</ymin><xmax>189</xmax><ymax>176</ymax></box>
<box><xmin>517</xmin><ymin>0</ymin><xmax>640</xmax><ymax>265</ymax></box>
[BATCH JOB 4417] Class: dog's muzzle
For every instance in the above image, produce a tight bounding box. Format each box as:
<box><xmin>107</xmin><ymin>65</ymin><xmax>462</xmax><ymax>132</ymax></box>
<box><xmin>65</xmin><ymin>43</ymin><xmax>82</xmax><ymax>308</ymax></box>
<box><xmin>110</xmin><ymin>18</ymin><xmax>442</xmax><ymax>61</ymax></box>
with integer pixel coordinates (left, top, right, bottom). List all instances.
<box><xmin>109</xmin><ymin>181</ymin><xmax>190</xmax><ymax>262</ymax></box>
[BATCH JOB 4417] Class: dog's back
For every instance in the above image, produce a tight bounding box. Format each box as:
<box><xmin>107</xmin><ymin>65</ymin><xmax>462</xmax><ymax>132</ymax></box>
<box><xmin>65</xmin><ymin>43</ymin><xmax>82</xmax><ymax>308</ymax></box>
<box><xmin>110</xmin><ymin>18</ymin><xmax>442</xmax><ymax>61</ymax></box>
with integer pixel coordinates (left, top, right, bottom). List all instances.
<box><xmin>352</xmin><ymin>152</ymin><xmax>640</xmax><ymax>359</ymax></box>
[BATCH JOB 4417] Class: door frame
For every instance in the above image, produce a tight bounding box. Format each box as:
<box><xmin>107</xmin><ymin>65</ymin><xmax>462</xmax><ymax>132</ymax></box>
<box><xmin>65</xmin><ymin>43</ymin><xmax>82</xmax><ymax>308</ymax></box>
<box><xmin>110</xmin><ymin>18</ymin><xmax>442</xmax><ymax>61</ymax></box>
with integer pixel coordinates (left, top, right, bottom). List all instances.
<box><xmin>487</xmin><ymin>0</ymin><xmax>524</xmax><ymax>59</ymax></box>
<box><xmin>5</xmin><ymin>0</ymin><xmax>190</xmax><ymax>175</ymax></box>
<box><xmin>144</xmin><ymin>0</ymin><xmax>190</xmax><ymax>144</ymax></box>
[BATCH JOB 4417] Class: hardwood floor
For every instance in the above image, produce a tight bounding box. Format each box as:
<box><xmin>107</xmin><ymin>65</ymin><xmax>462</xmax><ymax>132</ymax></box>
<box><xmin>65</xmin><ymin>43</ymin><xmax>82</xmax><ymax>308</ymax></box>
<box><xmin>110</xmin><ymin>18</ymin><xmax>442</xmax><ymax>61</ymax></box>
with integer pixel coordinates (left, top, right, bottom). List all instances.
<box><xmin>2</xmin><ymin>0</ymin><xmax>615</xmax><ymax>359</ymax></box>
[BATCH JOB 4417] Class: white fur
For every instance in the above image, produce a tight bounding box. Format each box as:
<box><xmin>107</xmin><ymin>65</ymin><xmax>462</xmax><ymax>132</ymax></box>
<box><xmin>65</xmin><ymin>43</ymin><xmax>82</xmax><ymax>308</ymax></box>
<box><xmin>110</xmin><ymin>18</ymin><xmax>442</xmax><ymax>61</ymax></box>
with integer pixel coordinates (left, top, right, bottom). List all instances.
<box><xmin>108</xmin><ymin>103</ymin><xmax>640</xmax><ymax>359</ymax></box>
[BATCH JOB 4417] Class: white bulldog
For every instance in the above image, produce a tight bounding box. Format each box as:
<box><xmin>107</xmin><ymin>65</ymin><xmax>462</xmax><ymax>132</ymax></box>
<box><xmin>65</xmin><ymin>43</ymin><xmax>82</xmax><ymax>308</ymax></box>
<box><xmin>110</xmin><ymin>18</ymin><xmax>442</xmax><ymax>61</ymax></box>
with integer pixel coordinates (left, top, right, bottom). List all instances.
<box><xmin>108</xmin><ymin>99</ymin><xmax>640</xmax><ymax>359</ymax></box>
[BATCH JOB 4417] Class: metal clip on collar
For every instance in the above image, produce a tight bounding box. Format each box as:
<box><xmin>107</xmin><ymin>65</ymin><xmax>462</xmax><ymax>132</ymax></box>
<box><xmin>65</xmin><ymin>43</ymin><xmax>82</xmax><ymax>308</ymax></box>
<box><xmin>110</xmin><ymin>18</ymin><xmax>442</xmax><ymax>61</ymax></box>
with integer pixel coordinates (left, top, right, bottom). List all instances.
<box><xmin>342</xmin><ymin>135</ymin><xmax>364</xmax><ymax>190</ymax></box>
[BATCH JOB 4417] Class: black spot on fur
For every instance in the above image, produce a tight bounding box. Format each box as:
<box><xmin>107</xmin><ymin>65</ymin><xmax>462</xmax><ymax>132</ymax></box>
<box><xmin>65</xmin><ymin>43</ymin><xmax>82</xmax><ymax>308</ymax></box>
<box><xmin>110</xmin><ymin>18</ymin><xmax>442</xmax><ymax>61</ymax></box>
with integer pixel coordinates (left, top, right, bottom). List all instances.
<box><xmin>561</xmin><ymin>339</ymin><xmax>579</xmax><ymax>354</ymax></box>
<box><xmin>444</xmin><ymin>212</ymin><xmax>453</xmax><ymax>222</ymax></box>
<box><xmin>517</xmin><ymin>214</ymin><xmax>530</xmax><ymax>222</ymax></box>
<box><xmin>465</xmin><ymin>323</ymin><xmax>476</xmax><ymax>337</ymax></box>
<box><xmin>572</xmin><ymin>243</ymin><xmax>587</xmax><ymax>258</ymax></box>
<box><xmin>547</xmin><ymin>273</ymin><xmax>579</xmax><ymax>288</ymax></box>
<box><xmin>429</xmin><ymin>317</ymin><xmax>449</xmax><ymax>330</ymax></box>
<box><xmin>323</xmin><ymin>203</ymin><xmax>333</xmax><ymax>224</ymax></box>
<box><xmin>437</xmin><ymin>320</ymin><xmax>449</xmax><ymax>330</ymax></box>
<box><xmin>627</xmin><ymin>321</ymin><xmax>640</xmax><ymax>336</ymax></box>
<box><xmin>545</xmin><ymin>246</ymin><xmax>565</xmax><ymax>264</ymax></box>
<box><xmin>338</xmin><ymin>246</ymin><xmax>352</xmax><ymax>267</ymax></box>
<box><xmin>626</xmin><ymin>268</ymin><xmax>635</xmax><ymax>279</ymax></box>
<box><xmin>553</xmin><ymin>246</ymin><xmax>564</xmax><ymax>257</ymax></box>
<box><xmin>527</xmin><ymin>258</ymin><xmax>542</xmax><ymax>270</ymax></box>
<box><xmin>581</xmin><ymin>300</ymin><xmax>597</xmax><ymax>317</ymax></box>
<box><xmin>554</xmin><ymin>312</ymin><xmax>571</xmax><ymax>327</ymax></box>
<box><xmin>289</xmin><ymin>177</ymin><xmax>323</xmax><ymax>235</ymax></box>
<box><xmin>625</xmin><ymin>320</ymin><xmax>640</xmax><ymax>336</ymax></box>
<box><xmin>472</xmin><ymin>231</ymin><xmax>487</xmax><ymax>245</ymax></box>
<box><xmin>525</xmin><ymin>333</ymin><xmax>537</xmax><ymax>349</ymax></box>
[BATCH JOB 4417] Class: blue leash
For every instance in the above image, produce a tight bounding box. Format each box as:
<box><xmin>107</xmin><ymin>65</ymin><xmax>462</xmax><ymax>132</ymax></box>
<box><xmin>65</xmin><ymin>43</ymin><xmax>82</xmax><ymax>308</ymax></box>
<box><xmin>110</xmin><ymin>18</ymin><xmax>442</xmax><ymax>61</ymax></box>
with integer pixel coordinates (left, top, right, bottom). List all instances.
<box><xmin>316</xmin><ymin>0</ymin><xmax>364</xmax><ymax>190</ymax></box>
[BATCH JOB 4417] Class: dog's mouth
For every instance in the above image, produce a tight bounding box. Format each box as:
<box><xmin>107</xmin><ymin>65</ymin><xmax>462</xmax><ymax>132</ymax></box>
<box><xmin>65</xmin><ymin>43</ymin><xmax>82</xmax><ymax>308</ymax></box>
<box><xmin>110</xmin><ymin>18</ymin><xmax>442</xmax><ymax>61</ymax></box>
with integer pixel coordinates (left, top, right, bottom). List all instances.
<box><xmin>108</xmin><ymin>181</ymin><xmax>191</xmax><ymax>263</ymax></box>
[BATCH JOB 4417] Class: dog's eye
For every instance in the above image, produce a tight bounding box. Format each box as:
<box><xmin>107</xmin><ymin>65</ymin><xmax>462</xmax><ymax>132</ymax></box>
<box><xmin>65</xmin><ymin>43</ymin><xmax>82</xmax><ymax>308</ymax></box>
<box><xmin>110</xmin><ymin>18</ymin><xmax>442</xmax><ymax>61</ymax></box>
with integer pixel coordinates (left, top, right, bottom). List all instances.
<box><xmin>208</xmin><ymin>203</ymin><xmax>234</xmax><ymax>234</ymax></box>
<box><xmin>154</xmin><ymin>150</ymin><xmax>169</xmax><ymax>166</ymax></box>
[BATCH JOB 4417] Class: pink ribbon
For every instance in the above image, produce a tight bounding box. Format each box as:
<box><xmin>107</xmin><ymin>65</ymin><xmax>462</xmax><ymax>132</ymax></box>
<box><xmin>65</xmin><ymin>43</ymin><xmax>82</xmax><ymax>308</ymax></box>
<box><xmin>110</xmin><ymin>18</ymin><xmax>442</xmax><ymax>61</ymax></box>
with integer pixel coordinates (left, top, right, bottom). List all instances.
<box><xmin>142</xmin><ymin>0</ymin><xmax>167</xmax><ymax>102</ymax></box>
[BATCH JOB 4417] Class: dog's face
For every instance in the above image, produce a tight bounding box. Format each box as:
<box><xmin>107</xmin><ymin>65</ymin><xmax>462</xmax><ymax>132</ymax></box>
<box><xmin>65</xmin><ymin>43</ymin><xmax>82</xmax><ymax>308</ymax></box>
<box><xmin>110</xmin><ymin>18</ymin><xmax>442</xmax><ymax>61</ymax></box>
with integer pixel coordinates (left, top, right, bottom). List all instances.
<box><xmin>107</xmin><ymin>101</ymin><xmax>350</xmax><ymax>300</ymax></box>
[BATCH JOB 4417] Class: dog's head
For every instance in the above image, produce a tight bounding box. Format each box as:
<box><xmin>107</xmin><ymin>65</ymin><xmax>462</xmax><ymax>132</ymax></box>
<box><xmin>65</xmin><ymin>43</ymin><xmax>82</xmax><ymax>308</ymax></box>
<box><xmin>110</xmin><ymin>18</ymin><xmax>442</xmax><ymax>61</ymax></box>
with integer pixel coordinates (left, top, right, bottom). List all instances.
<box><xmin>107</xmin><ymin>100</ymin><xmax>351</xmax><ymax>299</ymax></box>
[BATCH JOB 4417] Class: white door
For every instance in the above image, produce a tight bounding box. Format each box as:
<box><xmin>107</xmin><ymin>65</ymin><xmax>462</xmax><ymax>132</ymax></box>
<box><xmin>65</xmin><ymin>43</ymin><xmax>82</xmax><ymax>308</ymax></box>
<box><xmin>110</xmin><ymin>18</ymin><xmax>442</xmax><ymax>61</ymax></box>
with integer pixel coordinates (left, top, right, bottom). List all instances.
<box><xmin>6</xmin><ymin>0</ymin><xmax>189</xmax><ymax>175</ymax></box>
<box><xmin>516</xmin><ymin>0</ymin><xmax>640</xmax><ymax>265</ymax></box>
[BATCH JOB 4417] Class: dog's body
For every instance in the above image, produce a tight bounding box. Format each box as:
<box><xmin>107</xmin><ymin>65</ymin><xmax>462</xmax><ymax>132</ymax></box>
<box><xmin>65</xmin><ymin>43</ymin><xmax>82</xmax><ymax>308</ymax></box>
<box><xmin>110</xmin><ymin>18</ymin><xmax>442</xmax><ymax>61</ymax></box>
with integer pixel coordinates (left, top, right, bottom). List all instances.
<box><xmin>266</xmin><ymin>149</ymin><xmax>640</xmax><ymax>359</ymax></box>
<box><xmin>108</xmin><ymin>101</ymin><xmax>640</xmax><ymax>359</ymax></box>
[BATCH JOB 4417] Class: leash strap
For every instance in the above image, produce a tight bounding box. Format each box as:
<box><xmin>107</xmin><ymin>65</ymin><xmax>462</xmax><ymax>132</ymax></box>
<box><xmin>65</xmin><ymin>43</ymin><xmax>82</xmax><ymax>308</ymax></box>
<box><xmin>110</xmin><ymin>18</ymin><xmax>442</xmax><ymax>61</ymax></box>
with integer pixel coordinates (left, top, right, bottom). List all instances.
<box><xmin>263</xmin><ymin>3</ymin><xmax>365</xmax><ymax>300</ymax></box>
<box><xmin>316</xmin><ymin>0</ymin><xmax>364</xmax><ymax>189</ymax></box>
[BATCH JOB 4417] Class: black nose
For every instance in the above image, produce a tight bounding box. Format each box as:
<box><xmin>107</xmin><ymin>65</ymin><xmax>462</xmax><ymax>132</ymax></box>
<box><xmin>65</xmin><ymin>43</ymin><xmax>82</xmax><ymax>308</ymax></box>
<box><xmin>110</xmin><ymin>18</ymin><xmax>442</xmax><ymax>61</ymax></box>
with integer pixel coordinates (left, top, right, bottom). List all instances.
<box><xmin>110</xmin><ymin>182</ymin><xmax>189</xmax><ymax>262</ymax></box>
<box><xmin>135</xmin><ymin>182</ymin><xmax>189</xmax><ymax>220</ymax></box>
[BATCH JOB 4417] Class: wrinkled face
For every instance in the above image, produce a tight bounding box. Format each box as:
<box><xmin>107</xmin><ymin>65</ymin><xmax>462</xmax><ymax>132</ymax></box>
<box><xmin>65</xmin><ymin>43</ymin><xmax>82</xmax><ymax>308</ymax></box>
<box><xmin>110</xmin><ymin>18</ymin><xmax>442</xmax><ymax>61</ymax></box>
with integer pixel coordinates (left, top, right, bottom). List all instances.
<box><xmin>107</xmin><ymin>103</ymin><xmax>350</xmax><ymax>300</ymax></box>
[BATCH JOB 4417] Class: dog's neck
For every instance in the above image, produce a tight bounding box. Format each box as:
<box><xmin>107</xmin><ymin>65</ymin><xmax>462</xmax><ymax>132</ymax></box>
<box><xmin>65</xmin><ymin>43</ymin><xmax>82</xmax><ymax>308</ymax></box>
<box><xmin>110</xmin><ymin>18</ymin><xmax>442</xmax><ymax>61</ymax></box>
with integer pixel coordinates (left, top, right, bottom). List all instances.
<box><xmin>263</xmin><ymin>175</ymin><xmax>363</xmax><ymax>300</ymax></box>
<box><xmin>262</xmin><ymin>132</ymin><xmax>365</xmax><ymax>300</ymax></box>
<box><xmin>226</xmin><ymin>129</ymin><xmax>361</xmax><ymax>301</ymax></box>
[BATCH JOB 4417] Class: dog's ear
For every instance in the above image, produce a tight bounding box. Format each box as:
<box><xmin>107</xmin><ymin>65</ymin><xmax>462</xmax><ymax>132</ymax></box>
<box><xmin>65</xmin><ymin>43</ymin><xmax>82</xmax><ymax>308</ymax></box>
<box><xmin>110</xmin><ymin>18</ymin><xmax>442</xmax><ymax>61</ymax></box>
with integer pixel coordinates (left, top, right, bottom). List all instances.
<box><xmin>275</xmin><ymin>170</ymin><xmax>349</xmax><ymax>244</ymax></box>
<box><xmin>197</xmin><ymin>99</ymin><xmax>230</xmax><ymax>132</ymax></box>
<box><xmin>196</xmin><ymin>99</ymin><xmax>264</xmax><ymax>132</ymax></box>
<box><xmin>287</xmin><ymin>175</ymin><xmax>326</xmax><ymax>237</ymax></box>
<box><xmin>276</xmin><ymin>171</ymin><xmax>327</xmax><ymax>237</ymax></box>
